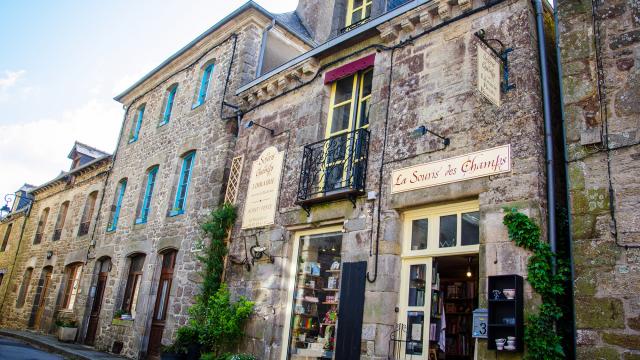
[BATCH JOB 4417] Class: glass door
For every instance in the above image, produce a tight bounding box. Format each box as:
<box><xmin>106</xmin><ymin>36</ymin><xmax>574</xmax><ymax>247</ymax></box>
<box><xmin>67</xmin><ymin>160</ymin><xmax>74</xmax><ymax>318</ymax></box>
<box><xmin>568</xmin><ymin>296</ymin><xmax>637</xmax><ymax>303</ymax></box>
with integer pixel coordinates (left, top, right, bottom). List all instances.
<box><xmin>398</xmin><ymin>258</ymin><xmax>433</xmax><ymax>358</ymax></box>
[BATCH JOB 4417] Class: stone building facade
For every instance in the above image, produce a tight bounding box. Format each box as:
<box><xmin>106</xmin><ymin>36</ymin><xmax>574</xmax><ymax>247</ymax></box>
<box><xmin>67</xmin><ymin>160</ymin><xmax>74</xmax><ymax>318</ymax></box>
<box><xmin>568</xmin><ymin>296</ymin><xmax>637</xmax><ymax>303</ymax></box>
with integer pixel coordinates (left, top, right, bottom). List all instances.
<box><xmin>558</xmin><ymin>0</ymin><xmax>640</xmax><ymax>358</ymax></box>
<box><xmin>0</xmin><ymin>143</ymin><xmax>111</xmax><ymax>333</ymax></box>
<box><xmin>78</xmin><ymin>4</ymin><xmax>314</xmax><ymax>358</ymax></box>
<box><xmin>225</xmin><ymin>0</ymin><xmax>560</xmax><ymax>359</ymax></box>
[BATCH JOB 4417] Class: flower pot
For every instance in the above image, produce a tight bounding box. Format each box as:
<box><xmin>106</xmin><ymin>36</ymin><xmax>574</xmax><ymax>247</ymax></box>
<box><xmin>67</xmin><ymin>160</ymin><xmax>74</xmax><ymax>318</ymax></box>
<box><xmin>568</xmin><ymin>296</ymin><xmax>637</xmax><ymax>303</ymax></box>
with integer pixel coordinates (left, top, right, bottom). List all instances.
<box><xmin>57</xmin><ymin>327</ymin><xmax>78</xmax><ymax>342</ymax></box>
<box><xmin>160</xmin><ymin>352</ymin><xmax>183</xmax><ymax>360</ymax></box>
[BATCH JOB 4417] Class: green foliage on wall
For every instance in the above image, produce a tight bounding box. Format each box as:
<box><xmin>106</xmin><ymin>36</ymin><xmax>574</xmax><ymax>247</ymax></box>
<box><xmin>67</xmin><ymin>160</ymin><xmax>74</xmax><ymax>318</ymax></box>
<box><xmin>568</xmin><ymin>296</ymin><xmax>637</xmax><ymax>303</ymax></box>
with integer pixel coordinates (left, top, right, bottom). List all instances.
<box><xmin>503</xmin><ymin>208</ymin><xmax>570</xmax><ymax>360</ymax></box>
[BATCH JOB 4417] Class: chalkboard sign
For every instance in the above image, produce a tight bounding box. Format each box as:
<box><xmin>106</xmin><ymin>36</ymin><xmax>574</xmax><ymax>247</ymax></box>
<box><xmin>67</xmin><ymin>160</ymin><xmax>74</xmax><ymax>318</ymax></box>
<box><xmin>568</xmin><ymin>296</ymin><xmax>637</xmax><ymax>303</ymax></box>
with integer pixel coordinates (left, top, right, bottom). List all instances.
<box><xmin>472</xmin><ymin>308</ymin><xmax>488</xmax><ymax>338</ymax></box>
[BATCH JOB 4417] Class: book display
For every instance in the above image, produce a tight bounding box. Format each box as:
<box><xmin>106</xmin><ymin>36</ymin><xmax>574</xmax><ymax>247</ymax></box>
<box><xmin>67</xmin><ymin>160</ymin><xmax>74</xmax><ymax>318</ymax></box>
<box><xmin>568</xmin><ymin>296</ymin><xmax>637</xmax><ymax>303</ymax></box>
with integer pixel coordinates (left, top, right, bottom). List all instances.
<box><xmin>289</xmin><ymin>235</ymin><xmax>342</xmax><ymax>360</ymax></box>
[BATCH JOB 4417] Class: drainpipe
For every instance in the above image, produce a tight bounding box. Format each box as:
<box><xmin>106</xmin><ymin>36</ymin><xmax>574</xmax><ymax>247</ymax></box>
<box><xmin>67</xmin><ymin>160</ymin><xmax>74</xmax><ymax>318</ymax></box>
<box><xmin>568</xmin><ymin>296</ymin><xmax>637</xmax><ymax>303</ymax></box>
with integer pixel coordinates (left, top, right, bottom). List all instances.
<box><xmin>553</xmin><ymin>0</ymin><xmax>577</xmax><ymax>356</ymax></box>
<box><xmin>533</xmin><ymin>0</ymin><xmax>557</xmax><ymax>268</ymax></box>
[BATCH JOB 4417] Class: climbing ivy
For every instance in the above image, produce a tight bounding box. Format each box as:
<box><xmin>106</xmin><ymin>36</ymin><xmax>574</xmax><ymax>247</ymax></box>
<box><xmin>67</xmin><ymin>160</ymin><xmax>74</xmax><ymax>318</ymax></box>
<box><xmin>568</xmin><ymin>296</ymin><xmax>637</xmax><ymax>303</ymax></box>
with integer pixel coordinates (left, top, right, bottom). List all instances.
<box><xmin>503</xmin><ymin>208</ymin><xmax>570</xmax><ymax>360</ymax></box>
<box><xmin>198</xmin><ymin>203</ymin><xmax>237</xmax><ymax>305</ymax></box>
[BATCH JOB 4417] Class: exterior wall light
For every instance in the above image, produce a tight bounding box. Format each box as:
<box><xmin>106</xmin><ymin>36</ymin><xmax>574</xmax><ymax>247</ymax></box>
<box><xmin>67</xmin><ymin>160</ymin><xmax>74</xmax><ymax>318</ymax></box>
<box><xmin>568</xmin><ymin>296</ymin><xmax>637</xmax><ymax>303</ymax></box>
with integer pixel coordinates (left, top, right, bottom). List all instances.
<box><xmin>411</xmin><ymin>125</ymin><xmax>451</xmax><ymax>146</ymax></box>
<box><xmin>245</xmin><ymin>120</ymin><xmax>274</xmax><ymax>136</ymax></box>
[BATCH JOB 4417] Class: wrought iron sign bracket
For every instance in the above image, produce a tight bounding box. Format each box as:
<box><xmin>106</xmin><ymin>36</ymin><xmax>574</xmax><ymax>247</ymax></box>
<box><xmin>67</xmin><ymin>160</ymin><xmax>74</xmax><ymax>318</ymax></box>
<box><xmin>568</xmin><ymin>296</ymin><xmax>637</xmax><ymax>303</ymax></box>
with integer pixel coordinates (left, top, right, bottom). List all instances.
<box><xmin>301</xmin><ymin>204</ymin><xmax>312</xmax><ymax>217</ymax></box>
<box><xmin>474</xmin><ymin>29</ymin><xmax>516</xmax><ymax>93</ymax></box>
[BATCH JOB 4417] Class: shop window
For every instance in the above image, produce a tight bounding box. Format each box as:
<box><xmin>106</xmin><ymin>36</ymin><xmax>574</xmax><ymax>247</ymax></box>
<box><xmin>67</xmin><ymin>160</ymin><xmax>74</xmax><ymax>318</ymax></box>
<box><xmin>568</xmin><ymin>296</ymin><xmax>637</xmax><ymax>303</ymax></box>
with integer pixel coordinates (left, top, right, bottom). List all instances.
<box><xmin>195</xmin><ymin>63</ymin><xmax>214</xmax><ymax>107</ymax></box>
<box><xmin>285</xmin><ymin>230</ymin><xmax>343</xmax><ymax>359</ymax></box>
<box><xmin>62</xmin><ymin>263</ymin><xmax>83</xmax><ymax>310</ymax></box>
<box><xmin>78</xmin><ymin>191</ymin><xmax>98</xmax><ymax>236</ymax></box>
<box><xmin>396</xmin><ymin>201</ymin><xmax>480</xmax><ymax>359</ymax></box>
<box><xmin>136</xmin><ymin>165</ymin><xmax>159</xmax><ymax>224</ymax></box>
<box><xmin>160</xmin><ymin>84</ymin><xmax>178</xmax><ymax>126</ymax></box>
<box><xmin>53</xmin><ymin>201</ymin><xmax>70</xmax><ymax>241</ymax></box>
<box><xmin>1</xmin><ymin>223</ymin><xmax>12</xmax><ymax>251</ymax></box>
<box><xmin>33</xmin><ymin>208</ymin><xmax>49</xmax><ymax>245</ymax></box>
<box><xmin>16</xmin><ymin>267</ymin><xmax>33</xmax><ymax>308</ymax></box>
<box><xmin>107</xmin><ymin>179</ymin><xmax>127</xmax><ymax>232</ymax></box>
<box><xmin>129</xmin><ymin>104</ymin><xmax>145</xmax><ymax>143</ymax></box>
<box><xmin>122</xmin><ymin>254</ymin><xmax>145</xmax><ymax>318</ymax></box>
<box><xmin>346</xmin><ymin>0</ymin><xmax>372</xmax><ymax>27</ymax></box>
<box><xmin>170</xmin><ymin>151</ymin><xmax>195</xmax><ymax>216</ymax></box>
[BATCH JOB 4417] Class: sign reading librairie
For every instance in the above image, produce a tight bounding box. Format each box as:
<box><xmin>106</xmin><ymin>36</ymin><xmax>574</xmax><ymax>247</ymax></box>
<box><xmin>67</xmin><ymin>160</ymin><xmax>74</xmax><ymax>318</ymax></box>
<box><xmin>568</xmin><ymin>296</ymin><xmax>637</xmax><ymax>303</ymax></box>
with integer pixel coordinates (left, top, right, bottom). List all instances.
<box><xmin>391</xmin><ymin>145</ymin><xmax>511</xmax><ymax>194</ymax></box>
<box><xmin>477</xmin><ymin>44</ymin><xmax>501</xmax><ymax>107</ymax></box>
<box><xmin>241</xmin><ymin>146</ymin><xmax>284</xmax><ymax>229</ymax></box>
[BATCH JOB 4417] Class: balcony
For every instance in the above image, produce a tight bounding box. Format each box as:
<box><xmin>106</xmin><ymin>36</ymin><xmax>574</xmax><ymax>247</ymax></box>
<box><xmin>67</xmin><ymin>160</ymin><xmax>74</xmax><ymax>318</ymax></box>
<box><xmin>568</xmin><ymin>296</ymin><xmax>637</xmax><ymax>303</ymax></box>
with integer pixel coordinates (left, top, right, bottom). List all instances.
<box><xmin>296</xmin><ymin>128</ymin><xmax>370</xmax><ymax>214</ymax></box>
<box><xmin>52</xmin><ymin>228</ymin><xmax>62</xmax><ymax>241</ymax></box>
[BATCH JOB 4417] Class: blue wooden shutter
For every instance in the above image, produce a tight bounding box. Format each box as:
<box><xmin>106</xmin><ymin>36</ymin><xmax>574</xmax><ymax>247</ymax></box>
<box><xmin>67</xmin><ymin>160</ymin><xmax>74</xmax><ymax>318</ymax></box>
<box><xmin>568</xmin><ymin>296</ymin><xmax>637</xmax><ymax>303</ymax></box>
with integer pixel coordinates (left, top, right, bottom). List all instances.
<box><xmin>163</xmin><ymin>87</ymin><xmax>177</xmax><ymax>124</ymax></box>
<box><xmin>110</xmin><ymin>180</ymin><xmax>127</xmax><ymax>230</ymax></box>
<box><xmin>197</xmin><ymin>64</ymin><xmax>214</xmax><ymax>105</ymax></box>
<box><xmin>174</xmin><ymin>152</ymin><xmax>195</xmax><ymax>211</ymax></box>
<box><xmin>138</xmin><ymin>167</ymin><xmax>158</xmax><ymax>223</ymax></box>
<box><xmin>131</xmin><ymin>106</ymin><xmax>145</xmax><ymax>142</ymax></box>
<box><xmin>334</xmin><ymin>261</ymin><xmax>366</xmax><ymax>360</ymax></box>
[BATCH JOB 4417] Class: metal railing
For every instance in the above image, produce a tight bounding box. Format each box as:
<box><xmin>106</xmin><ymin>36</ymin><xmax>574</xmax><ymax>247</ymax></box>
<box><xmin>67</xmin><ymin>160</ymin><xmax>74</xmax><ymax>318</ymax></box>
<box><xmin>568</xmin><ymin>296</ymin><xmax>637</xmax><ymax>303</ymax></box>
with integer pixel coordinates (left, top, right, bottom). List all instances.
<box><xmin>388</xmin><ymin>323</ymin><xmax>425</xmax><ymax>360</ymax></box>
<box><xmin>33</xmin><ymin>233</ymin><xmax>43</xmax><ymax>244</ymax></box>
<box><xmin>296</xmin><ymin>128</ymin><xmax>370</xmax><ymax>207</ymax></box>
<box><xmin>52</xmin><ymin>229</ymin><xmax>62</xmax><ymax>241</ymax></box>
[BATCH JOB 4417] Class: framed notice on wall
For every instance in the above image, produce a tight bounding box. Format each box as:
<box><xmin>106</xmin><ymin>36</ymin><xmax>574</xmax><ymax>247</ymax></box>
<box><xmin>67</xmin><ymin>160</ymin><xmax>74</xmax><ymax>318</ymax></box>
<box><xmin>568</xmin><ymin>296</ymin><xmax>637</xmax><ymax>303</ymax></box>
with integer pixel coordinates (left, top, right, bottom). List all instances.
<box><xmin>472</xmin><ymin>308</ymin><xmax>488</xmax><ymax>338</ymax></box>
<box><xmin>477</xmin><ymin>44</ymin><xmax>502</xmax><ymax>107</ymax></box>
<box><xmin>241</xmin><ymin>146</ymin><xmax>284</xmax><ymax>229</ymax></box>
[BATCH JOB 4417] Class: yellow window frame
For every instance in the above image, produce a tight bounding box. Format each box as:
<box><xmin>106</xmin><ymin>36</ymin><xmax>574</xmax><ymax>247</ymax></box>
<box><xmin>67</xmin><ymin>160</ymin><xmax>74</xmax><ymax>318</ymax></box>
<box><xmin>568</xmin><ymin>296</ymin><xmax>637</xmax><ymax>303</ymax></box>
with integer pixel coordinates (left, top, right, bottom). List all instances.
<box><xmin>346</xmin><ymin>0</ymin><xmax>373</xmax><ymax>27</ymax></box>
<box><xmin>322</xmin><ymin>68</ymin><xmax>373</xmax><ymax>191</ymax></box>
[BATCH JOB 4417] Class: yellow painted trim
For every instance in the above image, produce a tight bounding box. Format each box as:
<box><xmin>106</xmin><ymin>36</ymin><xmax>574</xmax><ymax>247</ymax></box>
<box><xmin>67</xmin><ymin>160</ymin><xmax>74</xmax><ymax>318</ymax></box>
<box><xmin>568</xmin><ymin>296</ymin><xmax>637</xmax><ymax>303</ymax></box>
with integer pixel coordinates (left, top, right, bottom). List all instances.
<box><xmin>280</xmin><ymin>225</ymin><xmax>344</xmax><ymax>360</ymax></box>
<box><xmin>397</xmin><ymin>257</ymin><xmax>433</xmax><ymax>359</ymax></box>
<box><xmin>345</xmin><ymin>0</ymin><xmax>373</xmax><ymax>27</ymax></box>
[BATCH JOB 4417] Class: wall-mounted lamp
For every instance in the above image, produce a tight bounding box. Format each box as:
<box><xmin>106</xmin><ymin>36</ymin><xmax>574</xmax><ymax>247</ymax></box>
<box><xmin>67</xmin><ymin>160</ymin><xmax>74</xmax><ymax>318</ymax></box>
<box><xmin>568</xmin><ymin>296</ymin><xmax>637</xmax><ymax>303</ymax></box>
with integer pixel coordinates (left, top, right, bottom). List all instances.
<box><xmin>411</xmin><ymin>125</ymin><xmax>451</xmax><ymax>146</ymax></box>
<box><xmin>245</xmin><ymin>120</ymin><xmax>274</xmax><ymax>136</ymax></box>
<box><xmin>466</xmin><ymin>256</ymin><xmax>473</xmax><ymax>278</ymax></box>
<box><xmin>46</xmin><ymin>251</ymin><xmax>54</xmax><ymax>259</ymax></box>
<box><xmin>1</xmin><ymin>193</ymin><xmax>33</xmax><ymax>218</ymax></box>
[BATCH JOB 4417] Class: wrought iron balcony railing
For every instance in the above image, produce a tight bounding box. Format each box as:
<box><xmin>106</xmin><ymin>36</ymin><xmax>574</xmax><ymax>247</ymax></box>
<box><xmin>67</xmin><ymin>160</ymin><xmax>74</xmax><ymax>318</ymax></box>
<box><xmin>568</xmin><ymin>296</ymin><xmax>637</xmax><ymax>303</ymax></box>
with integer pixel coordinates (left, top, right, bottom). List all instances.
<box><xmin>296</xmin><ymin>128</ymin><xmax>370</xmax><ymax>214</ymax></box>
<box><xmin>52</xmin><ymin>228</ymin><xmax>62</xmax><ymax>241</ymax></box>
<box><xmin>33</xmin><ymin>233</ymin><xmax>43</xmax><ymax>244</ymax></box>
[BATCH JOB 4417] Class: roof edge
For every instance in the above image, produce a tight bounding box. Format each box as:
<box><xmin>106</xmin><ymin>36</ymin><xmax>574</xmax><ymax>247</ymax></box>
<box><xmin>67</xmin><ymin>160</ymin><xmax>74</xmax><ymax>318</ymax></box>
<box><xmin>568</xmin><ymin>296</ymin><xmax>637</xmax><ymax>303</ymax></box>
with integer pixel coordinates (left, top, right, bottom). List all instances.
<box><xmin>29</xmin><ymin>155</ymin><xmax>113</xmax><ymax>194</ymax></box>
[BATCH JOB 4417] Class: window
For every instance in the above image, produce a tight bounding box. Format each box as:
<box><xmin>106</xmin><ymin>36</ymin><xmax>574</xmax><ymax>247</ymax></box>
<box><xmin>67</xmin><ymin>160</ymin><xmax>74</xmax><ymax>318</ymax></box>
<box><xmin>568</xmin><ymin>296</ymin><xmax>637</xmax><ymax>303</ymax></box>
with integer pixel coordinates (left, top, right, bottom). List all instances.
<box><xmin>170</xmin><ymin>152</ymin><xmax>195</xmax><ymax>216</ymax></box>
<box><xmin>62</xmin><ymin>263</ymin><xmax>83</xmax><ymax>310</ymax></box>
<box><xmin>346</xmin><ymin>0</ymin><xmax>372</xmax><ymax>26</ymax></box>
<box><xmin>0</xmin><ymin>273</ymin><xmax>3</xmax><ymax>288</ymax></box>
<box><xmin>323</xmin><ymin>68</ymin><xmax>372</xmax><ymax>191</ymax></box>
<box><xmin>196</xmin><ymin>63</ymin><xmax>214</xmax><ymax>106</ymax></box>
<box><xmin>153</xmin><ymin>250</ymin><xmax>177</xmax><ymax>322</ymax></box>
<box><xmin>53</xmin><ymin>201</ymin><xmax>70</xmax><ymax>241</ymax></box>
<box><xmin>34</xmin><ymin>208</ymin><xmax>50</xmax><ymax>244</ymax></box>
<box><xmin>16</xmin><ymin>267</ymin><xmax>33</xmax><ymax>308</ymax></box>
<box><xmin>1</xmin><ymin>223</ymin><xmax>12</xmax><ymax>252</ymax></box>
<box><xmin>161</xmin><ymin>85</ymin><xmax>178</xmax><ymax>125</ymax></box>
<box><xmin>78</xmin><ymin>191</ymin><xmax>98</xmax><ymax>236</ymax></box>
<box><xmin>122</xmin><ymin>254</ymin><xmax>145</xmax><ymax>318</ymax></box>
<box><xmin>107</xmin><ymin>179</ymin><xmax>127</xmax><ymax>232</ymax></box>
<box><xmin>129</xmin><ymin>105</ymin><xmax>145</xmax><ymax>143</ymax></box>
<box><xmin>136</xmin><ymin>166</ymin><xmax>159</xmax><ymax>224</ymax></box>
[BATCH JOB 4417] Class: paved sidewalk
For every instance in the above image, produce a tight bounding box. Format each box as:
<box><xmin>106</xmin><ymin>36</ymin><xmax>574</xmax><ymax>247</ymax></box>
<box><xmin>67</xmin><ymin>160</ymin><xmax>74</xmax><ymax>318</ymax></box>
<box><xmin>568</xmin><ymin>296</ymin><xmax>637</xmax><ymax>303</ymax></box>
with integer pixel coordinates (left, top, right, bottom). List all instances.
<box><xmin>0</xmin><ymin>328</ymin><xmax>125</xmax><ymax>360</ymax></box>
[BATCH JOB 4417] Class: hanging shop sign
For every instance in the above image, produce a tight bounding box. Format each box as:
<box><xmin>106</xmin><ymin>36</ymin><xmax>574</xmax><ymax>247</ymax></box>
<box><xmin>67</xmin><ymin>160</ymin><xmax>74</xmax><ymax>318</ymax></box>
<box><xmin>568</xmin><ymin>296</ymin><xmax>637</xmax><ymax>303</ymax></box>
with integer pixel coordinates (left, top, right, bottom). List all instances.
<box><xmin>477</xmin><ymin>44</ymin><xmax>502</xmax><ymax>107</ymax></box>
<box><xmin>391</xmin><ymin>144</ymin><xmax>511</xmax><ymax>194</ymax></box>
<box><xmin>242</xmin><ymin>146</ymin><xmax>284</xmax><ymax>229</ymax></box>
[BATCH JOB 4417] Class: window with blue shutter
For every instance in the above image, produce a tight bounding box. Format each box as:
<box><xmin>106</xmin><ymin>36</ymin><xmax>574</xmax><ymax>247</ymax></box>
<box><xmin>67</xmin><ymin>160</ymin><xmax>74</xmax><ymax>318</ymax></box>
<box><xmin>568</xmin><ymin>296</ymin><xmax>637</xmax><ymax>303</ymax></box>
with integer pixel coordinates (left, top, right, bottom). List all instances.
<box><xmin>161</xmin><ymin>86</ymin><xmax>177</xmax><ymax>126</ymax></box>
<box><xmin>129</xmin><ymin>105</ymin><xmax>145</xmax><ymax>143</ymax></box>
<box><xmin>108</xmin><ymin>179</ymin><xmax>127</xmax><ymax>231</ymax></box>
<box><xmin>170</xmin><ymin>151</ymin><xmax>195</xmax><ymax>216</ymax></box>
<box><xmin>136</xmin><ymin>166</ymin><xmax>158</xmax><ymax>224</ymax></box>
<box><xmin>196</xmin><ymin>64</ymin><xmax>214</xmax><ymax>107</ymax></box>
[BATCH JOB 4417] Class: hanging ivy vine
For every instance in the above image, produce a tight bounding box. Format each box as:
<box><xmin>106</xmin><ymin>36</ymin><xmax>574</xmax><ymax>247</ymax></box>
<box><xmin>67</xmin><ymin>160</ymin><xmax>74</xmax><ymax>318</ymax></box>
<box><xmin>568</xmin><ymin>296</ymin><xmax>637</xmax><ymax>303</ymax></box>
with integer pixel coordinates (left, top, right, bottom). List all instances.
<box><xmin>503</xmin><ymin>208</ymin><xmax>570</xmax><ymax>360</ymax></box>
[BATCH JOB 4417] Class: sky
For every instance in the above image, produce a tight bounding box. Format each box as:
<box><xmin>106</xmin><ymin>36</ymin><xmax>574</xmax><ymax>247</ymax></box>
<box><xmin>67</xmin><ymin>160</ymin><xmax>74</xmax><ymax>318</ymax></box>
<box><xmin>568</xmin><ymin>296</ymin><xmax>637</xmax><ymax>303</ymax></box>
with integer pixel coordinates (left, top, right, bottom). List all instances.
<box><xmin>0</xmin><ymin>0</ymin><xmax>298</xmax><ymax>202</ymax></box>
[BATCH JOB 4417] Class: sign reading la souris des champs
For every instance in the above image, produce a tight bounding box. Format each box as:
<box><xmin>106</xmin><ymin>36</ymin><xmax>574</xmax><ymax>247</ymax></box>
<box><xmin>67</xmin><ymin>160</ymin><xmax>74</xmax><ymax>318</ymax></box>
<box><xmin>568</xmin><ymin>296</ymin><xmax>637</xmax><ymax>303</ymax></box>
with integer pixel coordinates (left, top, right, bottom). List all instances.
<box><xmin>391</xmin><ymin>145</ymin><xmax>512</xmax><ymax>194</ymax></box>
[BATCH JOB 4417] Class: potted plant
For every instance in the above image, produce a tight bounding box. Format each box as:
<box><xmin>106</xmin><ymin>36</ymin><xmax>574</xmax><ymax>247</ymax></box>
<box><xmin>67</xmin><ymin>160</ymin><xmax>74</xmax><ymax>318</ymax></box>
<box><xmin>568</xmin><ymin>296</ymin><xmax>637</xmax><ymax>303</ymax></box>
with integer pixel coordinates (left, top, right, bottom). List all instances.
<box><xmin>160</xmin><ymin>326</ymin><xmax>199</xmax><ymax>360</ymax></box>
<box><xmin>160</xmin><ymin>343</ymin><xmax>185</xmax><ymax>360</ymax></box>
<box><xmin>55</xmin><ymin>318</ymin><xmax>78</xmax><ymax>342</ymax></box>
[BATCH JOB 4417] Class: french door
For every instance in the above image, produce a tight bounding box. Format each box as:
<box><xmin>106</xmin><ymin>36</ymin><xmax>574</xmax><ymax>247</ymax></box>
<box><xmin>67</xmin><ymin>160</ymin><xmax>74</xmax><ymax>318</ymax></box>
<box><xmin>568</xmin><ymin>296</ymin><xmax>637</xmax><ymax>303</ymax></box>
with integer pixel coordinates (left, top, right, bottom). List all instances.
<box><xmin>86</xmin><ymin>258</ymin><xmax>111</xmax><ymax>346</ymax></box>
<box><xmin>398</xmin><ymin>257</ymin><xmax>434</xmax><ymax>357</ymax></box>
<box><xmin>147</xmin><ymin>250</ymin><xmax>177</xmax><ymax>357</ymax></box>
<box><xmin>33</xmin><ymin>267</ymin><xmax>52</xmax><ymax>330</ymax></box>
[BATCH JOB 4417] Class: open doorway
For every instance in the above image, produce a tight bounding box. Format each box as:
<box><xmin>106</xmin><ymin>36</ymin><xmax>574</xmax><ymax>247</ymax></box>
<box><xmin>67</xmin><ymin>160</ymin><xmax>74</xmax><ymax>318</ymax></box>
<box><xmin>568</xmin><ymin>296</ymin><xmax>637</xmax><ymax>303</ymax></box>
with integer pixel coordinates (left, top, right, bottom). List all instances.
<box><xmin>428</xmin><ymin>255</ymin><xmax>479</xmax><ymax>359</ymax></box>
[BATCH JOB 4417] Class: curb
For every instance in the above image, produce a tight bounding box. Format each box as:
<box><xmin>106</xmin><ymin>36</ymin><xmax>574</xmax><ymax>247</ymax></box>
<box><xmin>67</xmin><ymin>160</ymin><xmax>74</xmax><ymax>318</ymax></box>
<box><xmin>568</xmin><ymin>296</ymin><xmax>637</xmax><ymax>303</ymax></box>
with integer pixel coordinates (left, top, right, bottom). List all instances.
<box><xmin>0</xmin><ymin>329</ymin><xmax>92</xmax><ymax>360</ymax></box>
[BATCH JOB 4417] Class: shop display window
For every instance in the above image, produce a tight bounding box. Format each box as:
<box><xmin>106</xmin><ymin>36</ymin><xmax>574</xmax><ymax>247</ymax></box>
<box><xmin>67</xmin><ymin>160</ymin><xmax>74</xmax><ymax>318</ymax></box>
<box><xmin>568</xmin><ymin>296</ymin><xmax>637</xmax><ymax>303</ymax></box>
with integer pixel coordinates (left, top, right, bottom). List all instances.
<box><xmin>288</xmin><ymin>232</ymin><xmax>343</xmax><ymax>360</ymax></box>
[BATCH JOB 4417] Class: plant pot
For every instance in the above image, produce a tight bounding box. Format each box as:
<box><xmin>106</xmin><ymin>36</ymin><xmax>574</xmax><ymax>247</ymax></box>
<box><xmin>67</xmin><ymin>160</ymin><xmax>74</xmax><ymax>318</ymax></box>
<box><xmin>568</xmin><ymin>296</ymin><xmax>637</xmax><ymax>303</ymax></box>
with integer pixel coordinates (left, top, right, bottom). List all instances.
<box><xmin>160</xmin><ymin>352</ymin><xmax>183</xmax><ymax>360</ymax></box>
<box><xmin>186</xmin><ymin>343</ymin><xmax>201</xmax><ymax>359</ymax></box>
<box><xmin>57</xmin><ymin>327</ymin><xmax>78</xmax><ymax>342</ymax></box>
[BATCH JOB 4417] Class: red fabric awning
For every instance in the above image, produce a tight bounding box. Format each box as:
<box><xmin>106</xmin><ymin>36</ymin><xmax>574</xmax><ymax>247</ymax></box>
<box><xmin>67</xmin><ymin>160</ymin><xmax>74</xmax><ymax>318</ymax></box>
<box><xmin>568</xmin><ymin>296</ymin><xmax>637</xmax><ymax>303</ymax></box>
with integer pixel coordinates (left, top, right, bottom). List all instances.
<box><xmin>324</xmin><ymin>53</ymin><xmax>376</xmax><ymax>84</ymax></box>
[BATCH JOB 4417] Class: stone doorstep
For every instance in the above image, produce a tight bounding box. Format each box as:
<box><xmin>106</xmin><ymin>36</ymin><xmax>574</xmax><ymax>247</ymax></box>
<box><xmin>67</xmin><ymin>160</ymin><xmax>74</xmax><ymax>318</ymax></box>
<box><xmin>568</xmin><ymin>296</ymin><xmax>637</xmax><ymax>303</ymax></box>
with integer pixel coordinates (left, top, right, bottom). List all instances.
<box><xmin>0</xmin><ymin>328</ymin><xmax>125</xmax><ymax>360</ymax></box>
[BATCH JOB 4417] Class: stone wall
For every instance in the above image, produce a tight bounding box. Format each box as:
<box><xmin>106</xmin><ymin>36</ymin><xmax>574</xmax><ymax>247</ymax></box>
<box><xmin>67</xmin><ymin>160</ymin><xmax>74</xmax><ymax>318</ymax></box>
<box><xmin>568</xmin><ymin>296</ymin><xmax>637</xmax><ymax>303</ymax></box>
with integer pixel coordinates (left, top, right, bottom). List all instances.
<box><xmin>228</xmin><ymin>1</ymin><xmax>549</xmax><ymax>359</ymax></box>
<box><xmin>558</xmin><ymin>0</ymin><xmax>640</xmax><ymax>357</ymax></box>
<box><xmin>83</xmin><ymin>18</ymin><xmax>265</xmax><ymax>359</ymax></box>
<box><xmin>0</xmin><ymin>212</ymin><xmax>28</xmax><ymax>313</ymax></box>
<box><xmin>0</xmin><ymin>158</ymin><xmax>111</xmax><ymax>333</ymax></box>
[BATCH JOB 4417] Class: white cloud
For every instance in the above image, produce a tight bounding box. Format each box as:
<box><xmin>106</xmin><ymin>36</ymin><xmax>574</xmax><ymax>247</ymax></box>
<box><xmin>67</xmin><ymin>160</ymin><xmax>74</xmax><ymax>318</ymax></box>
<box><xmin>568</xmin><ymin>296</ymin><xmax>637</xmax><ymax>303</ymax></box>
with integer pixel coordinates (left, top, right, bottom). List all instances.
<box><xmin>0</xmin><ymin>98</ymin><xmax>123</xmax><ymax>196</ymax></box>
<box><xmin>0</xmin><ymin>70</ymin><xmax>26</xmax><ymax>102</ymax></box>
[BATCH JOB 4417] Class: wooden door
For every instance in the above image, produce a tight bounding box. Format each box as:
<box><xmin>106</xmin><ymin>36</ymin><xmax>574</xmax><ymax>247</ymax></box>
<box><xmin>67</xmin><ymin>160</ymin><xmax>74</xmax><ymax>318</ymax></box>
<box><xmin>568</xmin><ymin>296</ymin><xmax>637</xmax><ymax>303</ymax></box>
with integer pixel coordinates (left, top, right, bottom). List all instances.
<box><xmin>34</xmin><ymin>270</ymin><xmax>52</xmax><ymax>330</ymax></box>
<box><xmin>147</xmin><ymin>251</ymin><xmax>177</xmax><ymax>357</ymax></box>
<box><xmin>85</xmin><ymin>272</ymin><xmax>107</xmax><ymax>345</ymax></box>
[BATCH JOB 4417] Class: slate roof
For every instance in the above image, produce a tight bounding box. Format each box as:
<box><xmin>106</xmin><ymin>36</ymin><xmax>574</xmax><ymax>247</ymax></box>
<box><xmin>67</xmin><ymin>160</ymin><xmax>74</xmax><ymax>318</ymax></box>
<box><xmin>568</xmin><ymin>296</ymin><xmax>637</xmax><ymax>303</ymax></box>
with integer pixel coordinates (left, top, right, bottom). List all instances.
<box><xmin>272</xmin><ymin>11</ymin><xmax>314</xmax><ymax>45</ymax></box>
<box><xmin>68</xmin><ymin>141</ymin><xmax>110</xmax><ymax>160</ymax></box>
